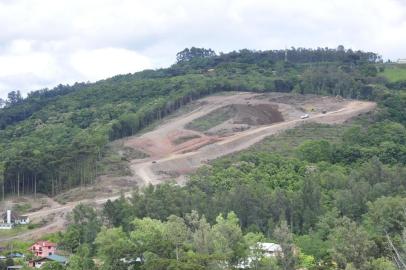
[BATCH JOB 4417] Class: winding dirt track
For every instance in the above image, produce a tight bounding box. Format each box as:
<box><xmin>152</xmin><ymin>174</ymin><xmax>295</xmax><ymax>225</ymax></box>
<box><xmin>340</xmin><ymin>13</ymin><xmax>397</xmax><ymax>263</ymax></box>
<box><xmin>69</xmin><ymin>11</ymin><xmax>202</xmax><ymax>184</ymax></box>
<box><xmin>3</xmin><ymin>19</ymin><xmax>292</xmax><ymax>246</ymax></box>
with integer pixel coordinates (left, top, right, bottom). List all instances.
<box><xmin>128</xmin><ymin>94</ymin><xmax>376</xmax><ymax>185</ymax></box>
<box><xmin>0</xmin><ymin>93</ymin><xmax>376</xmax><ymax>242</ymax></box>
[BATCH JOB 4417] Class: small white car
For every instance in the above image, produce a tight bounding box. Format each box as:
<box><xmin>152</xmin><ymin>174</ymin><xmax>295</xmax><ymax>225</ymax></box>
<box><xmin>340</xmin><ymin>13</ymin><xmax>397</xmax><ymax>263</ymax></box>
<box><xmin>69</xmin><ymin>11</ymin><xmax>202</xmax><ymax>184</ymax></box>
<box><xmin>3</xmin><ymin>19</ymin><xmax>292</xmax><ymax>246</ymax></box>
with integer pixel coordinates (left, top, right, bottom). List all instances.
<box><xmin>300</xmin><ymin>114</ymin><xmax>309</xmax><ymax>119</ymax></box>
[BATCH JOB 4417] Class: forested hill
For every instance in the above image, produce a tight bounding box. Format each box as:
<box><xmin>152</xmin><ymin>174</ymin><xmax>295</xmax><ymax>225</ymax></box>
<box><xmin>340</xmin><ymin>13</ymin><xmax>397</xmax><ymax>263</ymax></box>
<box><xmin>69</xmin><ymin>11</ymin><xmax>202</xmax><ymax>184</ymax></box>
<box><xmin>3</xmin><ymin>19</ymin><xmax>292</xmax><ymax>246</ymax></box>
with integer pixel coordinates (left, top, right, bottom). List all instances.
<box><xmin>0</xmin><ymin>46</ymin><xmax>400</xmax><ymax>197</ymax></box>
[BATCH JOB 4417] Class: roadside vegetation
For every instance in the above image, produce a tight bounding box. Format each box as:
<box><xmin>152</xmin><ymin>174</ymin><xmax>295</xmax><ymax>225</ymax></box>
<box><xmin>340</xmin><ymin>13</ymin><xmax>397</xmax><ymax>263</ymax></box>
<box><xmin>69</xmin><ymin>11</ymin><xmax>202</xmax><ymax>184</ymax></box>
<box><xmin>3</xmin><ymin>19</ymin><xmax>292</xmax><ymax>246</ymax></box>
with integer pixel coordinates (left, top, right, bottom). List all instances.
<box><xmin>7</xmin><ymin>88</ymin><xmax>403</xmax><ymax>270</ymax></box>
<box><xmin>0</xmin><ymin>46</ymin><xmax>384</xmax><ymax>198</ymax></box>
<box><xmin>42</xmin><ymin>93</ymin><xmax>406</xmax><ymax>269</ymax></box>
<box><xmin>1</xmin><ymin>47</ymin><xmax>406</xmax><ymax>269</ymax></box>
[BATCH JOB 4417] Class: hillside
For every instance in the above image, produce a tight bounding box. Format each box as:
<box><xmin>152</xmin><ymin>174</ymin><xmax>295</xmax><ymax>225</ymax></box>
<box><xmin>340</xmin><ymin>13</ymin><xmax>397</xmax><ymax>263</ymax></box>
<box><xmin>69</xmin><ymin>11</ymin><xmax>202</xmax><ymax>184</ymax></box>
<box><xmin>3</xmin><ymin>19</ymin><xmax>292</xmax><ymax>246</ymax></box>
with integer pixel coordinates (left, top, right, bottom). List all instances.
<box><xmin>1</xmin><ymin>47</ymin><xmax>406</xmax><ymax>269</ymax></box>
<box><xmin>0</xmin><ymin>47</ymin><xmax>389</xmax><ymax>199</ymax></box>
<box><xmin>125</xmin><ymin>92</ymin><xmax>375</xmax><ymax>185</ymax></box>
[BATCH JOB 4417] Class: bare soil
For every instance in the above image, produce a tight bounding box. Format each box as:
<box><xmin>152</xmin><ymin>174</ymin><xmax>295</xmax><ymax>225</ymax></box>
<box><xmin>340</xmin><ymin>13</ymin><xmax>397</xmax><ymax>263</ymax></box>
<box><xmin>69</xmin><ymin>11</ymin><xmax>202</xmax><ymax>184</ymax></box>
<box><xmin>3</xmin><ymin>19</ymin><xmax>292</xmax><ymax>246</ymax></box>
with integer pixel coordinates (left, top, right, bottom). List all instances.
<box><xmin>0</xmin><ymin>92</ymin><xmax>376</xmax><ymax>242</ymax></box>
<box><xmin>231</xmin><ymin>103</ymin><xmax>284</xmax><ymax>125</ymax></box>
<box><xmin>123</xmin><ymin>92</ymin><xmax>375</xmax><ymax>185</ymax></box>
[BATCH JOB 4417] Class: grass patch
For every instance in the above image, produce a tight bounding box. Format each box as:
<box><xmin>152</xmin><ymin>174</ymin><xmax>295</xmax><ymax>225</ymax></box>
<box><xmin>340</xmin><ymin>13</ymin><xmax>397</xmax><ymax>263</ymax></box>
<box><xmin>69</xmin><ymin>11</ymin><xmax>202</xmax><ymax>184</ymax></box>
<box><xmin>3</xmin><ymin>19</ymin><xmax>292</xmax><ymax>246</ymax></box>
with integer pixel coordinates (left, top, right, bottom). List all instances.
<box><xmin>248</xmin><ymin>111</ymin><xmax>376</xmax><ymax>157</ymax></box>
<box><xmin>120</xmin><ymin>146</ymin><xmax>148</xmax><ymax>160</ymax></box>
<box><xmin>98</xmin><ymin>144</ymin><xmax>148</xmax><ymax>177</ymax></box>
<box><xmin>382</xmin><ymin>64</ymin><xmax>406</xmax><ymax>82</ymax></box>
<box><xmin>98</xmin><ymin>151</ymin><xmax>132</xmax><ymax>177</ymax></box>
<box><xmin>186</xmin><ymin>106</ymin><xmax>236</xmax><ymax>132</ymax></box>
<box><xmin>0</xmin><ymin>240</ymin><xmax>33</xmax><ymax>255</ymax></box>
<box><xmin>0</xmin><ymin>225</ymin><xmax>31</xmax><ymax>238</ymax></box>
<box><xmin>13</xmin><ymin>202</ymin><xmax>32</xmax><ymax>213</ymax></box>
<box><xmin>173</xmin><ymin>134</ymin><xmax>201</xmax><ymax>145</ymax></box>
<box><xmin>249</xmin><ymin>122</ymin><xmax>352</xmax><ymax>157</ymax></box>
<box><xmin>54</xmin><ymin>186</ymin><xmax>110</xmax><ymax>204</ymax></box>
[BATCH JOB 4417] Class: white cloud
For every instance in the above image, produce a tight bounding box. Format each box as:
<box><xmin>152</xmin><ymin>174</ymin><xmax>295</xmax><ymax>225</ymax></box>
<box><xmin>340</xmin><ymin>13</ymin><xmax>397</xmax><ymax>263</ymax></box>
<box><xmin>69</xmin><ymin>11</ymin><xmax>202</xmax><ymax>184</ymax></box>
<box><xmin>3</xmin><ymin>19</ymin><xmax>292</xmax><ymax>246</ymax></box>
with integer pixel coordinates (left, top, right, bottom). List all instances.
<box><xmin>70</xmin><ymin>48</ymin><xmax>152</xmax><ymax>81</ymax></box>
<box><xmin>0</xmin><ymin>0</ymin><xmax>405</xmax><ymax>98</ymax></box>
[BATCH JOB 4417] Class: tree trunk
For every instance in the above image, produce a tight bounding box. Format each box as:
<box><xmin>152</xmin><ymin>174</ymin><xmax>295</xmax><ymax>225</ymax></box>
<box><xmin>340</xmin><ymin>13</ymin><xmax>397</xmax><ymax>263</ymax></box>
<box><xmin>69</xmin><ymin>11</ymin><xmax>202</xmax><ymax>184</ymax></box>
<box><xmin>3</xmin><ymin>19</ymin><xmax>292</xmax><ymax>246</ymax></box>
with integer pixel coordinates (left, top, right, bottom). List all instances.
<box><xmin>22</xmin><ymin>172</ymin><xmax>25</xmax><ymax>195</ymax></box>
<box><xmin>17</xmin><ymin>172</ymin><xmax>20</xmax><ymax>197</ymax></box>
<box><xmin>51</xmin><ymin>177</ymin><xmax>54</xmax><ymax>196</ymax></box>
<box><xmin>34</xmin><ymin>174</ymin><xmax>37</xmax><ymax>200</ymax></box>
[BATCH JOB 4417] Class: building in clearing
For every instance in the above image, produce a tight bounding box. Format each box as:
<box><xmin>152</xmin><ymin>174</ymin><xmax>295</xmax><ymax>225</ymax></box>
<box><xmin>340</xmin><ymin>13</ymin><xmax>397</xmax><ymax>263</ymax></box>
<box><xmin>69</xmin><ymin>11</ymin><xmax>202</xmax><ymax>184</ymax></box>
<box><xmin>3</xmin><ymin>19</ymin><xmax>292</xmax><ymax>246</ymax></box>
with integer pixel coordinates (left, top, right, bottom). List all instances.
<box><xmin>29</xmin><ymin>254</ymin><xmax>68</xmax><ymax>268</ymax></box>
<box><xmin>237</xmin><ymin>242</ymin><xmax>282</xmax><ymax>269</ymax></box>
<box><xmin>254</xmin><ymin>242</ymin><xmax>283</xmax><ymax>257</ymax></box>
<box><xmin>28</xmin><ymin>241</ymin><xmax>58</xmax><ymax>258</ymax></box>
<box><xmin>397</xmin><ymin>59</ymin><xmax>406</xmax><ymax>64</ymax></box>
<box><xmin>0</xmin><ymin>210</ymin><xmax>30</xmax><ymax>229</ymax></box>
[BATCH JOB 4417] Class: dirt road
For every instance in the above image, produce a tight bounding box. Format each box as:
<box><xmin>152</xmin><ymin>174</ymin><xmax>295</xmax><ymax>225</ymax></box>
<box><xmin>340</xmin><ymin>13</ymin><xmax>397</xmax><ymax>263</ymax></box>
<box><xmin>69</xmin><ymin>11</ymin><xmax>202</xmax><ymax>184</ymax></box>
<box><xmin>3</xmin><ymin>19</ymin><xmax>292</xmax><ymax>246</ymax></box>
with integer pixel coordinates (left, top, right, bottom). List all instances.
<box><xmin>127</xmin><ymin>93</ymin><xmax>376</xmax><ymax>185</ymax></box>
<box><xmin>0</xmin><ymin>195</ymin><xmax>124</xmax><ymax>242</ymax></box>
<box><xmin>0</xmin><ymin>93</ymin><xmax>376</xmax><ymax>242</ymax></box>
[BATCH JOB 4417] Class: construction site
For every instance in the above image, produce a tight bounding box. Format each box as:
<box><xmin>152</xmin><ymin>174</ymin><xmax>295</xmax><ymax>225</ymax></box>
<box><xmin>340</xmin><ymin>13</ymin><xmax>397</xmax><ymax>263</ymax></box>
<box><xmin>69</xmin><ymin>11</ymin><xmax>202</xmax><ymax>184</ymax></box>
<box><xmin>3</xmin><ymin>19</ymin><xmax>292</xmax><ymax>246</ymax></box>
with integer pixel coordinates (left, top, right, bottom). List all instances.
<box><xmin>0</xmin><ymin>92</ymin><xmax>376</xmax><ymax>242</ymax></box>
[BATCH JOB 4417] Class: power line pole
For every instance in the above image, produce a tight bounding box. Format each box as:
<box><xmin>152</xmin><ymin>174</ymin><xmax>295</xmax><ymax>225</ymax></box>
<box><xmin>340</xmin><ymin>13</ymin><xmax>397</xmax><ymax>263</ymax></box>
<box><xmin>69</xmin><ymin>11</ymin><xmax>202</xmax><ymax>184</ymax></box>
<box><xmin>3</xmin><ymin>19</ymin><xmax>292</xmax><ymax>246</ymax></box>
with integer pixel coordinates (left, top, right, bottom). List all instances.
<box><xmin>285</xmin><ymin>46</ymin><xmax>288</xmax><ymax>62</ymax></box>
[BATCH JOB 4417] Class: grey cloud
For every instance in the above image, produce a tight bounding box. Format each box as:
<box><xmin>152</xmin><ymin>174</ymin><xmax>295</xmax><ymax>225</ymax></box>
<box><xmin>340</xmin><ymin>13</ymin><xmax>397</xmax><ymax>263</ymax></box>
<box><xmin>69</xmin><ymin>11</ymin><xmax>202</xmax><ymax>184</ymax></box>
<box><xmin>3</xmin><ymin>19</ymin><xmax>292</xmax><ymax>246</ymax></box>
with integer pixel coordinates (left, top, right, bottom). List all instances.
<box><xmin>0</xmin><ymin>0</ymin><xmax>405</xmax><ymax>98</ymax></box>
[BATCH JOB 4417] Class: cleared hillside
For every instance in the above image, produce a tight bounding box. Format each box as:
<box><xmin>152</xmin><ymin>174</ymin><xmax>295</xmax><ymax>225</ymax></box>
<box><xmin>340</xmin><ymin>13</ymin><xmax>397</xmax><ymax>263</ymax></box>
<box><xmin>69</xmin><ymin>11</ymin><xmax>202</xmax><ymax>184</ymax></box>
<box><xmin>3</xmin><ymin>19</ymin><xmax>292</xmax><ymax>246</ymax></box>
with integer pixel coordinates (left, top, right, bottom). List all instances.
<box><xmin>122</xmin><ymin>92</ymin><xmax>375</xmax><ymax>185</ymax></box>
<box><xmin>0</xmin><ymin>92</ymin><xmax>376</xmax><ymax>242</ymax></box>
<box><xmin>0</xmin><ymin>47</ymin><xmax>390</xmax><ymax>199</ymax></box>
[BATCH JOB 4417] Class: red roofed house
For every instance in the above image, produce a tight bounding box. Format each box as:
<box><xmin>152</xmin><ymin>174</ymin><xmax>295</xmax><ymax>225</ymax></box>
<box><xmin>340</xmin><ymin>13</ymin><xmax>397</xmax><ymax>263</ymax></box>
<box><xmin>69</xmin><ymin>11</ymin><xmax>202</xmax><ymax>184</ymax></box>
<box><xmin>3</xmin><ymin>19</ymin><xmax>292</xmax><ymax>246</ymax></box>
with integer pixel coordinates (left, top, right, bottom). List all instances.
<box><xmin>28</xmin><ymin>241</ymin><xmax>57</xmax><ymax>258</ymax></box>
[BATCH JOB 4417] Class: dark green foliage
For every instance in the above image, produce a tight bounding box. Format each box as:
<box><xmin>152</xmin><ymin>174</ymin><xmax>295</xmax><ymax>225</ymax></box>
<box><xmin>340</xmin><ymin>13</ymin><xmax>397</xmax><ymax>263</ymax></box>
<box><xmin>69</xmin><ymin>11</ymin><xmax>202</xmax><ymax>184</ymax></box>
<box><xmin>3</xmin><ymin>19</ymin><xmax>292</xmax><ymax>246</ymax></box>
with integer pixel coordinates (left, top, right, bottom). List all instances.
<box><xmin>0</xmin><ymin>47</ymin><xmax>383</xmax><ymax>197</ymax></box>
<box><xmin>328</xmin><ymin>217</ymin><xmax>375</xmax><ymax>269</ymax></box>
<box><xmin>176</xmin><ymin>47</ymin><xmax>216</xmax><ymax>63</ymax></box>
<box><xmin>3</xmin><ymin>47</ymin><xmax>406</xmax><ymax>268</ymax></box>
<box><xmin>365</xmin><ymin>196</ymin><xmax>406</xmax><ymax>236</ymax></box>
<box><xmin>74</xmin><ymin>91</ymin><xmax>406</xmax><ymax>268</ymax></box>
<box><xmin>66</xmin><ymin>244</ymin><xmax>96</xmax><ymax>270</ymax></box>
<box><xmin>58</xmin><ymin>104</ymin><xmax>406</xmax><ymax>269</ymax></box>
<box><xmin>61</xmin><ymin>204</ymin><xmax>102</xmax><ymax>253</ymax></box>
<box><xmin>41</xmin><ymin>261</ymin><xmax>64</xmax><ymax>270</ymax></box>
<box><xmin>4</xmin><ymin>258</ymin><xmax>13</xmax><ymax>269</ymax></box>
<box><xmin>297</xmin><ymin>140</ymin><xmax>332</xmax><ymax>163</ymax></box>
<box><xmin>142</xmin><ymin>258</ymin><xmax>205</xmax><ymax>270</ymax></box>
<box><xmin>381</xmin><ymin>91</ymin><xmax>406</xmax><ymax>125</ymax></box>
<box><xmin>102</xmin><ymin>195</ymin><xmax>133</xmax><ymax>231</ymax></box>
<box><xmin>274</xmin><ymin>220</ymin><xmax>297</xmax><ymax>270</ymax></box>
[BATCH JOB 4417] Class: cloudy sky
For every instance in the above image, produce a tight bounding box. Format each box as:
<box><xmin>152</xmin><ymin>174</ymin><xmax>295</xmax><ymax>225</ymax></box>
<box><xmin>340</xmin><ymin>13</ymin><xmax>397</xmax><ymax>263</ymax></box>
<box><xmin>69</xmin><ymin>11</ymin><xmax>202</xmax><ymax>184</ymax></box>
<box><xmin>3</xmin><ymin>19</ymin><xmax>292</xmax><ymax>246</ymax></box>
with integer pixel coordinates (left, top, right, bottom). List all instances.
<box><xmin>1</xmin><ymin>0</ymin><xmax>406</xmax><ymax>98</ymax></box>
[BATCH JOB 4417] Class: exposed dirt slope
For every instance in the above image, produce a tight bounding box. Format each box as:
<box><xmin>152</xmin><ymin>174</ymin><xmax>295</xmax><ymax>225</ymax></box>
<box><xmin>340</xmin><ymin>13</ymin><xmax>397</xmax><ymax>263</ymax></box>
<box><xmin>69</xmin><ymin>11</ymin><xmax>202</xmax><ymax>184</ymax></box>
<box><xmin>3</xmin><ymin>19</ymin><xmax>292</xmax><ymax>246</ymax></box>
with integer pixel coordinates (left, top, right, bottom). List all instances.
<box><xmin>125</xmin><ymin>92</ymin><xmax>376</xmax><ymax>184</ymax></box>
<box><xmin>0</xmin><ymin>92</ymin><xmax>376</xmax><ymax>242</ymax></box>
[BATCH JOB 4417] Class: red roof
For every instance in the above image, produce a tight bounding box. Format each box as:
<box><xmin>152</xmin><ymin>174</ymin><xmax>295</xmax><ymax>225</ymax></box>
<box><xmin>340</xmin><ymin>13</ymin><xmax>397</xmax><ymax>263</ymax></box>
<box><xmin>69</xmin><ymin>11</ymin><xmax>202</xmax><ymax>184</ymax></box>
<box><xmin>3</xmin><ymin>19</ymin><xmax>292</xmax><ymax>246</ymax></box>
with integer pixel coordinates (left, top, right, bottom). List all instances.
<box><xmin>30</xmin><ymin>241</ymin><xmax>57</xmax><ymax>248</ymax></box>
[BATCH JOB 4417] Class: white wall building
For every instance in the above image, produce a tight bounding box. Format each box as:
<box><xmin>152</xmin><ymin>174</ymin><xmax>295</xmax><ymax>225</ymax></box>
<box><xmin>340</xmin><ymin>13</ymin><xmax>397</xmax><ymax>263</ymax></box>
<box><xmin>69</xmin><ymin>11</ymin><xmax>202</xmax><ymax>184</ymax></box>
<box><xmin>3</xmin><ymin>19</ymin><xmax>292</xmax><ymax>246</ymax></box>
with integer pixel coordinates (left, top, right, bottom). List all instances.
<box><xmin>0</xmin><ymin>210</ymin><xmax>30</xmax><ymax>229</ymax></box>
<box><xmin>237</xmin><ymin>242</ymin><xmax>283</xmax><ymax>269</ymax></box>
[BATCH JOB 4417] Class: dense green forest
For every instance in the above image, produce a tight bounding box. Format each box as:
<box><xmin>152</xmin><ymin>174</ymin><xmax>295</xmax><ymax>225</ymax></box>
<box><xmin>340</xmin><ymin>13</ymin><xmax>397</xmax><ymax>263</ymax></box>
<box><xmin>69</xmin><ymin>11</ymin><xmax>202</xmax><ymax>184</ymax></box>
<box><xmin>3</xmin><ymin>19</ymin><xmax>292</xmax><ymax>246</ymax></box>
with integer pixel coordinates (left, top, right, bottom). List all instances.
<box><xmin>48</xmin><ymin>105</ymin><xmax>406</xmax><ymax>269</ymax></box>
<box><xmin>0</xmin><ymin>47</ymin><xmax>389</xmax><ymax>198</ymax></box>
<box><xmin>52</xmin><ymin>90</ymin><xmax>406</xmax><ymax>268</ymax></box>
<box><xmin>1</xmin><ymin>47</ymin><xmax>406</xmax><ymax>269</ymax></box>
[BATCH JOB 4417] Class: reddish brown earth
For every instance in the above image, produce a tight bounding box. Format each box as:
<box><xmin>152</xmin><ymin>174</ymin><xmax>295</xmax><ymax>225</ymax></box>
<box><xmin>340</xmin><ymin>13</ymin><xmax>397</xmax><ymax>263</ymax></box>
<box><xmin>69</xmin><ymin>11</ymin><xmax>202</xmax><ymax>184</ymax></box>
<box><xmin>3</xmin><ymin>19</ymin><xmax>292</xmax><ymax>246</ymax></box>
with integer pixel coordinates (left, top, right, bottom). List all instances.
<box><xmin>0</xmin><ymin>92</ymin><xmax>376</xmax><ymax>242</ymax></box>
<box><xmin>124</xmin><ymin>92</ymin><xmax>376</xmax><ymax>185</ymax></box>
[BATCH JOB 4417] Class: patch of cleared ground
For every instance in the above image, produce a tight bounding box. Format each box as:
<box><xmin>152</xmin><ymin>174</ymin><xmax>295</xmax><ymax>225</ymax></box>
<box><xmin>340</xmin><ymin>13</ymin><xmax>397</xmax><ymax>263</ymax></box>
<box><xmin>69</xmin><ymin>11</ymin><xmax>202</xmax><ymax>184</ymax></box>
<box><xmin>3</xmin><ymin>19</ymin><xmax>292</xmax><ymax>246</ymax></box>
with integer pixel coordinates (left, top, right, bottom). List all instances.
<box><xmin>0</xmin><ymin>194</ymin><xmax>53</xmax><ymax>214</ymax></box>
<box><xmin>173</xmin><ymin>134</ymin><xmax>201</xmax><ymax>145</ymax></box>
<box><xmin>2</xmin><ymin>92</ymin><xmax>376</xmax><ymax>241</ymax></box>
<box><xmin>185</xmin><ymin>105</ymin><xmax>237</xmax><ymax>132</ymax></box>
<box><xmin>186</xmin><ymin>103</ymin><xmax>284</xmax><ymax>135</ymax></box>
<box><xmin>53</xmin><ymin>175</ymin><xmax>138</xmax><ymax>205</ymax></box>
<box><xmin>122</xmin><ymin>92</ymin><xmax>375</xmax><ymax>185</ymax></box>
<box><xmin>381</xmin><ymin>64</ymin><xmax>406</xmax><ymax>82</ymax></box>
<box><xmin>98</xmin><ymin>142</ymin><xmax>149</xmax><ymax>177</ymax></box>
